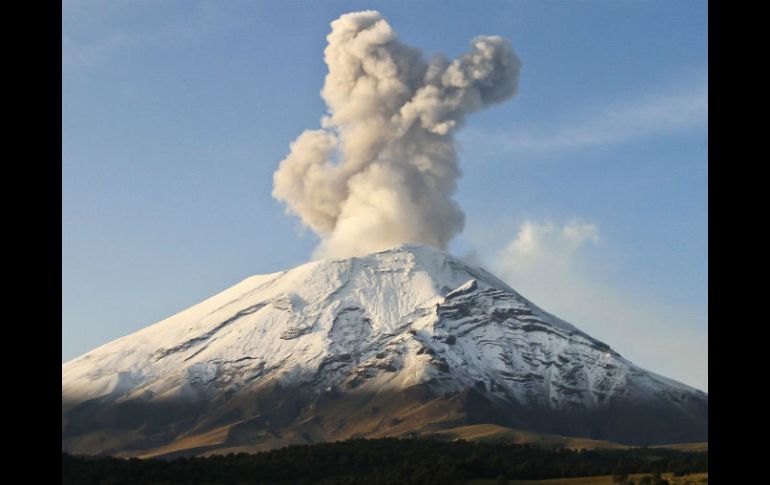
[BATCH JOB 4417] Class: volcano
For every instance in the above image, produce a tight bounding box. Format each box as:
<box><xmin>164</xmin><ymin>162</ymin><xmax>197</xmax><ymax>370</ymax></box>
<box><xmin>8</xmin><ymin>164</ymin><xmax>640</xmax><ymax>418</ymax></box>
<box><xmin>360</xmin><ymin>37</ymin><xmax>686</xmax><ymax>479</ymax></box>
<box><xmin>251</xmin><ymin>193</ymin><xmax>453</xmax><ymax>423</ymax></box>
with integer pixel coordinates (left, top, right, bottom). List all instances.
<box><xmin>62</xmin><ymin>244</ymin><xmax>707</xmax><ymax>457</ymax></box>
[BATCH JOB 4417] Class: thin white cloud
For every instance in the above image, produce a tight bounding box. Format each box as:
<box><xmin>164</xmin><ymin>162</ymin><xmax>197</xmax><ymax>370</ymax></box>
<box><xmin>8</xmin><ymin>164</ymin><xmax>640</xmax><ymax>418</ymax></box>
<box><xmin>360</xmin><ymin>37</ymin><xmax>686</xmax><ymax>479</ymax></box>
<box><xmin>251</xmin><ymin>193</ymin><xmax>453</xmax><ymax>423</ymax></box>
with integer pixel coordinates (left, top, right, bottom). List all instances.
<box><xmin>62</xmin><ymin>1</ymin><xmax>233</xmax><ymax>70</ymax></box>
<box><xmin>461</xmin><ymin>79</ymin><xmax>707</xmax><ymax>155</ymax></box>
<box><xmin>487</xmin><ymin>220</ymin><xmax>707</xmax><ymax>391</ymax></box>
<box><xmin>62</xmin><ymin>32</ymin><xmax>134</xmax><ymax>69</ymax></box>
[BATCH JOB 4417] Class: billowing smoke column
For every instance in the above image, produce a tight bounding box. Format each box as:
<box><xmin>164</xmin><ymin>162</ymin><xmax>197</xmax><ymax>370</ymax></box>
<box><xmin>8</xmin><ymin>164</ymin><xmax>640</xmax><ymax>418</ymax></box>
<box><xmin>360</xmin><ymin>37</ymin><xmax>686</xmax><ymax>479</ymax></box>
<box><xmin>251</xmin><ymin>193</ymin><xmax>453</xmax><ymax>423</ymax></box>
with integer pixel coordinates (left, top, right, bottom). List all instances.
<box><xmin>273</xmin><ymin>10</ymin><xmax>521</xmax><ymax>258</ymax></box>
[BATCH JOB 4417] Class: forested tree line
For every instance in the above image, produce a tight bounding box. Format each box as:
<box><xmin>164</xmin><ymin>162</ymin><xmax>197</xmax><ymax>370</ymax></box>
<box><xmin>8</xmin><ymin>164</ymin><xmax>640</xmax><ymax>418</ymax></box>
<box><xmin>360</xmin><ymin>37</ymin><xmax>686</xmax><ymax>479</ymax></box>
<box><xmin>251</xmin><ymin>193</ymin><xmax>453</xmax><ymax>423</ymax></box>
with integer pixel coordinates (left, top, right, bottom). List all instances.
<box><xmin>62</xmin><ymin>438</ymin><xmax>707</xmax><ymax>485</ymax></box>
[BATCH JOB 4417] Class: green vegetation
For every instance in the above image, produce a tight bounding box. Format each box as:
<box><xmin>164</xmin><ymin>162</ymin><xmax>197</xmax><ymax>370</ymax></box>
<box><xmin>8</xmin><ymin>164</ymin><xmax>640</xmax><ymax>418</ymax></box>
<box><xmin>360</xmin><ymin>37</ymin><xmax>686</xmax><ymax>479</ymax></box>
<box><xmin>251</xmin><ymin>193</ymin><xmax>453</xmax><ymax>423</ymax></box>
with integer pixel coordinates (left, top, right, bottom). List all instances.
<box><xmin>62</xmin><ymin>438</ymin><xmax>707</xmax><ymax>485</ymax></box>
<box><xmin>471</xmin><ymin>472</ymin><xmax>707</xmax><ymax>484</ymax></box>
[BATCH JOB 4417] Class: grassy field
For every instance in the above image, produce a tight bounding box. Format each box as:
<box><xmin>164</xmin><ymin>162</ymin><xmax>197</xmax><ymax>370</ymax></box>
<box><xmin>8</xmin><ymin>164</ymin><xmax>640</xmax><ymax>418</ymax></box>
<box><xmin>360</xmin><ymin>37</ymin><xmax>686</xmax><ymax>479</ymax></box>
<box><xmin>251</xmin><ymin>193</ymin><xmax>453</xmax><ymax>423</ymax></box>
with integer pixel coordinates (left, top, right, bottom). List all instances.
<box><xmin>429</xmin><ymin>424</ymin><xmax>707</xmax><ymax>454</ymax></box>
<box><xmin>651</xmin><ymin>443</ymin><xmax>708</xmax><ymax>452</ymax></box>
<box><xmin>429</xmin><ymin>424</ymin><xmax>628</xmax><ymax>450</ymax></box>
<box><xmin>469</xmin><ymin>472</ymin><xmax>708</xmax><ymax>484</ymax></box>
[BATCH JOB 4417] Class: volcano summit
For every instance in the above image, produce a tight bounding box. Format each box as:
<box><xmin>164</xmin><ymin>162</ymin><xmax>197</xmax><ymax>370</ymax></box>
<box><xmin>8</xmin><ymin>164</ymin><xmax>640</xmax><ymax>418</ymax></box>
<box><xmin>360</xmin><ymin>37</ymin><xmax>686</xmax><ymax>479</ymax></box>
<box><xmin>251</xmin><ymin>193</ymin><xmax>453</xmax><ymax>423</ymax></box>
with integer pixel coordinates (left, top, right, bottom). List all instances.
<box><xmin>62</xmin><ymin>244</ymin><xmax>707</xmax><ymax>457</ymax></box>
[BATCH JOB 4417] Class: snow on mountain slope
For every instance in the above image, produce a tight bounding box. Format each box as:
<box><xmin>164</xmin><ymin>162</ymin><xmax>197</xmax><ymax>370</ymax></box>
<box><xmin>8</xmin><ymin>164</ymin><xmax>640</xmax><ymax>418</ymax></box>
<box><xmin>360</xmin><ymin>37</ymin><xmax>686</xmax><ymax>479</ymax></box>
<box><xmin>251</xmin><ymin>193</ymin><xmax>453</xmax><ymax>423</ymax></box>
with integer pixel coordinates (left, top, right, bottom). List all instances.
<box><xmin>62</xmin><ymin>245</ymin><xmax>696</xmax><ymax>407</ymax></box>
<box><xmin>62</xmin><ymin>244</ymin><xmax>707</xmax><ymax>453</ymax></box>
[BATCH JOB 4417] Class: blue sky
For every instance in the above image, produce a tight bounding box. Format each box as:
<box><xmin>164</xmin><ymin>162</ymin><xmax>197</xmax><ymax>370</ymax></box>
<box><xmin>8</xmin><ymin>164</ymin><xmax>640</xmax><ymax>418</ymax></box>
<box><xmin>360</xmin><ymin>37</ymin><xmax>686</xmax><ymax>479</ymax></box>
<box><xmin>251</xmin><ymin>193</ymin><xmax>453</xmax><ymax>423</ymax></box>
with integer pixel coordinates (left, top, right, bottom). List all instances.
<box><xmin>63</xmin><ymin>1</ymin><xmax>707</xmax><ymax>390</ymax></box>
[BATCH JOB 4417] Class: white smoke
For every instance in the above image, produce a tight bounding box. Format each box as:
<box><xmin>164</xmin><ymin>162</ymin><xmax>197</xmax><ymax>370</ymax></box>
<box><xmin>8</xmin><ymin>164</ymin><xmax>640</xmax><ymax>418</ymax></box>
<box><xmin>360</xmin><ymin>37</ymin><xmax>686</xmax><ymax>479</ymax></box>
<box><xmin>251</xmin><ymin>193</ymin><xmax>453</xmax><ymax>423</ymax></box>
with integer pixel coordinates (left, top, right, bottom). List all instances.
<box><xmin>273</xmin><ymin>10</ymin><xmax>521</xmax><ymax>258</ymax></box>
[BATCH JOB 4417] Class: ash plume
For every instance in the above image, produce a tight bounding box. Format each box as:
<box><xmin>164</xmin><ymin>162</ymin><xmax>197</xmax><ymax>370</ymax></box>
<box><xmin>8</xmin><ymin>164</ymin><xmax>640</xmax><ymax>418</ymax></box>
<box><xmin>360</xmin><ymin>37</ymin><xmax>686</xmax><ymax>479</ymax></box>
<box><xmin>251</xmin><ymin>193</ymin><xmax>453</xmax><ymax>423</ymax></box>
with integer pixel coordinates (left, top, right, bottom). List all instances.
<box><xmin>273</xmin><ymin>10</ymin><xmax>521</xmax><ymax>258</ymax></box>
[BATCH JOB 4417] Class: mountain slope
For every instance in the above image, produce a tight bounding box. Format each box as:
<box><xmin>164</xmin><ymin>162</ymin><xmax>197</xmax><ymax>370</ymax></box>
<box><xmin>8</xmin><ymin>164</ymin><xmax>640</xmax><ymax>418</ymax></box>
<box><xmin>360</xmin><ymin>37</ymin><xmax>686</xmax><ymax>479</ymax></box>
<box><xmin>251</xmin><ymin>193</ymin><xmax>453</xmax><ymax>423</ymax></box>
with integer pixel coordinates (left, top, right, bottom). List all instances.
<box><xmin>62</xmin><ymin>244</ymin><xmax>707</xmax><ymax>456</ymax></box>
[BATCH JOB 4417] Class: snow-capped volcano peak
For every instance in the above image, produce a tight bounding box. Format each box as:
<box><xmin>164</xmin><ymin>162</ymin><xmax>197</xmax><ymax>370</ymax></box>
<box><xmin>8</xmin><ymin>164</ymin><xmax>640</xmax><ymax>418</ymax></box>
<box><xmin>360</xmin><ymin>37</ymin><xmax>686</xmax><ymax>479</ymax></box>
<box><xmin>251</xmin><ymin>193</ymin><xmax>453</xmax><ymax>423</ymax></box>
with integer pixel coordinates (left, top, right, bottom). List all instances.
<box><xmin>62</xmin><ymin>244</ymin><xmax>707</xmax><ymax>455</ymax></box>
